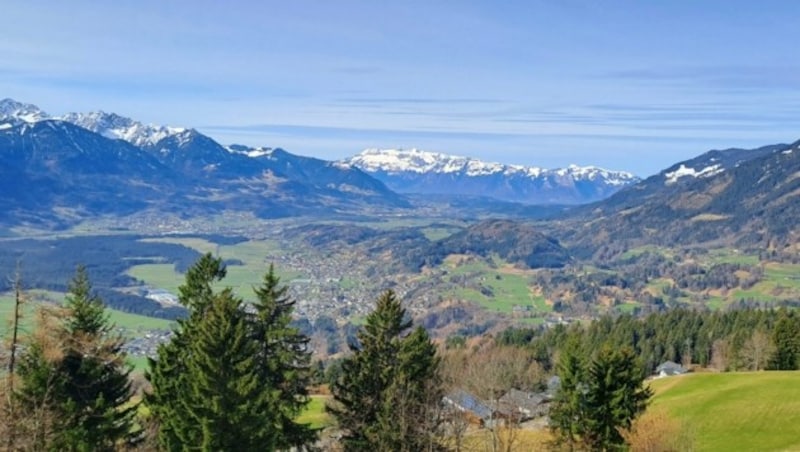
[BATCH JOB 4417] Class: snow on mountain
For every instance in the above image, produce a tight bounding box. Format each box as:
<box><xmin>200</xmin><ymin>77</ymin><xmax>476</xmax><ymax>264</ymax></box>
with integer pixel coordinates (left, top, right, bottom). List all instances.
<box><xmin>347</xmin><ymin>148</ymin><xmax>521</xmax><ymax>176</ymax></box>
<box><xmin>345</xmin><ymin>148</ymin><xmax>637</xmax><ymax>185</ymax></box>
<box><xmin>0</xmin><ymin>98</ymin><xmax>49</xmax><ymax>123</ymax></box>
<box><xmin>664</xmin><ymin>163</ymin><xmax>724</xmax><ymax>184</ymax></box>
<box><xmin>225</xmin><ymin>144</ymin><xmax>274</xmax><ymax>158</ymax></box>
<box><xmin>59</xmin><ymin>111</ymin><xmax>186</xmax><ymax>147</ymax></box>
<box><xmin>343</xmin><ymin>148</ymin><xmax>639</xmax><ymax>204</ymax></box>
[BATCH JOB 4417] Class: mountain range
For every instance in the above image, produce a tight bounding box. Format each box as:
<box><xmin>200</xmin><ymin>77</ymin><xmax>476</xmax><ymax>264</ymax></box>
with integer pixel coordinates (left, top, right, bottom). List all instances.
<box><xmin>344</xmin><ymin>148</ymin><xmax>638</xmax><ymax>204</ymax></box>
<box><xmin>2</xmin><ymin>97</ymin><xmax>798</xmax><ymax>259</ymax></box>
<box><xmin>0</xmin><ymin>98</ymin><xmax>642</xmax><ymax>229</ymax></box>
<box><xmin>0</xmin><ymin>99</ymin><xmax>406</xmax><ymax>229</ymax></box>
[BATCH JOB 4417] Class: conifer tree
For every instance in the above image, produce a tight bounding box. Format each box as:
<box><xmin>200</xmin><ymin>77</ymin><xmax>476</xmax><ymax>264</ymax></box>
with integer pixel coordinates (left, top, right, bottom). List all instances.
<box><xmin>769</xmin><ymin>309</ymin><xmax>800</xmax><ymax>370</ymax></box>
<box><xmin>583</xmin><ymin>347</ymin><xmax>651</xmax><ymax>450</ymax></box>
<box><xmin>552</xmin><ymin>343</ymin><xmax>651</xmax><ymax>451</ymax></box>
<box><xmin>250</xmin><ymin>264</ymin><xmax>315</xmax><ymax>449</ymax></box>
<box><xmin>186</xmin><ymin>288</ymin><xmax>274</xmax><ymax>451</ymax></box>
<box><xmin>549</xmin><ymin>336</ymin><xmax>589</xmax><ymax>448</ymax></box>
<box><xmin>328</xmin><ymin>290</ymin><xmax>442</xmax><ymax>451</ymax></box>
<box><xmin>148</xmin><ymin>254</ymin><xmax>315</xmax><ymax>451</ymax></box>
<box><xmin>16</xmin><ymin>266</ymin><xmax>137</xmax><ymax>450</ymax></box>
<box><xmin>147</xmin><ymin>253</ymin><xmax>227</xmax><ymax>448</ymax></box>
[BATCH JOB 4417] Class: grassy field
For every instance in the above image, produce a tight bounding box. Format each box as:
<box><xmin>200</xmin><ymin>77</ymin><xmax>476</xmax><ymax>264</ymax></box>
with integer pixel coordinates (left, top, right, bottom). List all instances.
<box><xmin>0</xmin><ymin>290</ymin><xmax>173</xmax><ymax>338</ymax></box>
<box><xmin>129</xmin><ymin>238</ymin><xmax>303</xmax><ymax>302</ymax></box>
<box><xmin>443</xmin><ymin>257</ymin><xmax>551</xmax><ymax>315</ymax></box>
<box><xmin>127</xmin><ymin>355</ymin><xmax>150</xmax><ymax>372</ymax></box>
<box><xmin>649</xmin><ymin>371</ymin><xmax>800</xmax><ymax>451</ymax></box>
<box><xmin>296</xmin><ymin>395</ymin><xmax>333</xmax><ymax>429</ymax></box>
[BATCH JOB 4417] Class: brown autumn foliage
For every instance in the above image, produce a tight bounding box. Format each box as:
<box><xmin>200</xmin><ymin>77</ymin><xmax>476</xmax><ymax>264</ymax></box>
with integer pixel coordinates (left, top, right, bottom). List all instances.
<box><xmin>621</xmin><ymin>408</ymin><xmax>695</xmax><ymax>452</ymax></box>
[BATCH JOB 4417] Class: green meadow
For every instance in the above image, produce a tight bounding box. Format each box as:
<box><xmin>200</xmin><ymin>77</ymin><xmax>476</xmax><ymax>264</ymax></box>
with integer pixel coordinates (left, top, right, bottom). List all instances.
<box><xmin>443</xmin><ymin>257</ymin><xmax>551</xmax><ymax>315</ymax></box>
<box><xmin>650</xmin><ymin>371</ymin><xmax>800</xmax><ymax>451</ymax></box>
<box><xmin>129</xmin><ymin>238</ymin><xmax>303</xmax><ymax>302</ymax></box>
<box><xmin>296</xmin><ymin>395</ymin><xmax>333</xmax><ymax>429</ymax></box>
<box><xmin>0</xmin><ymin>291</ymin><xmax>172</xmax><ymax>338</ymax></box>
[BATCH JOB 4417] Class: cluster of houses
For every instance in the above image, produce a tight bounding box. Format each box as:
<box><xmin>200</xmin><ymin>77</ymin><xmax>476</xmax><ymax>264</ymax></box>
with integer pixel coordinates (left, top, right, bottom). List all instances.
<box><xmin>442</xmin><ymin>376</ymin><xmax>561</xmax><ymax>427</ymax></box>
<box><xmin>443</xmin><ymin>361</ymin><xmax>689</xmax><ymax>428</ymax></box>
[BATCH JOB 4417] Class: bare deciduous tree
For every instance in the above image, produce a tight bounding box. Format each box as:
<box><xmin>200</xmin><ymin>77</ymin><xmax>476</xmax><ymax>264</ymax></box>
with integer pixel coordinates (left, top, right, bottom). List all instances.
<box><xmin>739</xmin><ymin>330</ymin><xmax>775</xmax><ymax>371</ymax></box>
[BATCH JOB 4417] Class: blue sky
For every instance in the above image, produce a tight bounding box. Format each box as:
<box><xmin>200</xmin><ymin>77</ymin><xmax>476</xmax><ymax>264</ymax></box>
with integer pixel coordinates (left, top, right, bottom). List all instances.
<box><xmin>3</xmin><ymin>1</ymin><xmax>799</xmax><ymax>176</ymax></box>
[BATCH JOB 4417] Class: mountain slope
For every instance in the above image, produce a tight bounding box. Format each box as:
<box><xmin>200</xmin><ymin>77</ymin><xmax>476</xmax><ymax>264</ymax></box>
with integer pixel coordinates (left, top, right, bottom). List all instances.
<box><xmin>0</xmin><ymin>99</ymin><xmax>411</xmax><ymax>229</ymax></box>
<box><xmin>0</xmin><ymin>120</ymin><xmax>177</xmax><ymax>227</ymax></box>
<box><xmin>564</xmin><ymin>141</ymin><xmax>800</xmax><ymax>258</ymax></box>
<box><xmin>344</xmin><ymin>148</ymin><xmax>638</xmax><ymax>205</ymax></box>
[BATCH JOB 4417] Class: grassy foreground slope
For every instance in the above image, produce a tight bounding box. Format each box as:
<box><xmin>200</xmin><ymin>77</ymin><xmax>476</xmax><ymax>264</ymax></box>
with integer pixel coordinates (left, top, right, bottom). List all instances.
<box><xmin>650</xmin><ymin>372</ymin><xmax>800</xmax><ymax>451</ymax></box>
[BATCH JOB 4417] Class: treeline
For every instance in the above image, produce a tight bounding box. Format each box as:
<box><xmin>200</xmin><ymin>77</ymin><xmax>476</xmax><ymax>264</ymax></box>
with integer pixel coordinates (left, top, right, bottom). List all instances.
<box><xmin>500</xmin><ymin>308</ymin><xmax>800</xmax><ymax>373</ymax></box>
<box><xmin>0</xmin><ymin>235</ymin><xmax>201</xmax><ymax>291</ymax></box>
<box><xmin>0</xmin><ymin>235</ymin><xmax>204</xmax><ymax>318</ymax></box>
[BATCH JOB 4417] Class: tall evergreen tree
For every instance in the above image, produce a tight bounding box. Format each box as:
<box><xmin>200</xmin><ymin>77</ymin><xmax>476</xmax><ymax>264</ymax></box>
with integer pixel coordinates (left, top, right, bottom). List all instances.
<box><xmin>583</xmin><ymin>347</ymin><xmax>652</xmax><ymax>450</ymax></box>
<box><xmin>328</xmin><ymin>290</ymin><xmax>442</xmax><ymax>451</ymax></box>
<box><xmin>16</xmin><ymin>266</ymin><xmax>137</xmax><ymax>450</ymax></box>
<box><xmin>186</xmin><ymin>288</ymin><xmax>274</xmax><ymax>451</ymax></box>
<box><xmin>147</xmin><ymin>253</ymin><xmax>228</xmax><ymax>449</ymax></box>
<box><xmin>250</xmin><ymin>264</ymin><xmax>315</xmax><ymax>449</ymax></box>
<box><xmin>148</xmin><ymin>254</ymin><xmax>315</xmax><ymax>451</ymax></box>
<box><xmin>549</xmin><ymin>336</ymin><xmax>589</xmax><ymax>449</ymax></box>
<box><xmin>551</xmin><ymin>343</ymin><xmax>651</xmax><ymax>451</ymax></box>
<box><xmin>769</xmin><ymin>309</ymin><xmax>800</xmax><ymax>370</ymax></box>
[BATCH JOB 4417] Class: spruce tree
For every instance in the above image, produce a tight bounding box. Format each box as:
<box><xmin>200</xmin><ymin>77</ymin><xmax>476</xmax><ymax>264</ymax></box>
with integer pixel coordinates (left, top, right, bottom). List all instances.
<box><xmin>250</xmin><ymin>264</ymin><xmax>314</xmax><ymax>448</ymax></box>
<box><xmin>551</xmin><ymin>343</ymin><xmax>651</xmax><ymax>451</ymax></box>
<box><xmin>16</xmin><ymin>266</ymin><xmax>137</xmax><ymax>450</ymax></box>
<box><xmin>769</xmin><ymin>309</ymin><xmax>800</xmax><ymax>370</ymax></box>
<box><xmin>550</xmin><ymin>336</ymin><xmax>589</xmax><ymax>448</ymax></box>
<box><xmin>148</xmin><ymin>254</ymin><xmax>316</xmax><ymax>451</ymax></box>
<box><xmin>146</xmin><ymin>253</ymin><xmax>227</xmax><ymax>449</ymax></box>
<box><xmin>583</xmin><ymin>347</ymin><xmax>651</xmax><ymax>450</ymax></box>
<box><xmin>328</xmin><ymin>290</ymin><xmax>442</xmax><ymax>451</ymax></box>
<box><xmin>186</xmin><ymin>288</ymin><xmax>274</xmax><ymax>451</ymax></box>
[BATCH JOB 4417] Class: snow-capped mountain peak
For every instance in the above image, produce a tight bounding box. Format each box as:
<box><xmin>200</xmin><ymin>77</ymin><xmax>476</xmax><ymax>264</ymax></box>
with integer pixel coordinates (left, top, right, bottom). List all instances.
<box><xmin>343</xmin><ymin>148</ymin><xmax>639</xmax><ymax>204</ymax></box>
<box><xmin>345</xmin><ymin>148</ymin><xmax>520</xmax><ymax>177</ymax></box>
<box><xmin>345</xmin><ymin>148</ymin><xmax>636</xmax><ymax>182</ymax></box>
<box><xmin>59</xmin><ymin>111</ymin><xmax>186</xmax><ymax>147</ymax></box>
<box><xmin>0</xmin><ymin>98</ymin><xmax>49</xmax><ymax>123</ymax></box>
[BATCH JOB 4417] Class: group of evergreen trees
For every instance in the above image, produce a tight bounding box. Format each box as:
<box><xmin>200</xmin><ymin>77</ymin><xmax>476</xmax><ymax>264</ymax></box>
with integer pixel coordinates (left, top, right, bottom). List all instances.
<box><xmin>146</xmin><ymin>254</ymin><xmax>314</xmax><ymax>450</ymax></box>
<box><xmin>499</xmin><ymin>308</ymin><xmax>800</xmax><ymax>374</ymax></box>
<box><xmin>4</xmin><ymin>267</ymin><xmax>138</xmax><ymax>450</ymax></box>
<box><xmin>2</xmin><ymin>255</ymin><xmax>445</xmax><ymax>451</ymax></box>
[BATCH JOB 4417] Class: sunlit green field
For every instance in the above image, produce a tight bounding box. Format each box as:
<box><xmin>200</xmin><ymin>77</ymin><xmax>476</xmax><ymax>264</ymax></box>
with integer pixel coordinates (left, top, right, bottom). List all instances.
<box><xmin>129</xmin><ymin>238</ymin><xmax>303</xmax><ymax>301</ymax></box>
<box><xmin>296</xmin><ymin>395</ymin><xmax>333</xmax><ymax>429</ymax></box>
<box><xmin>649</xmin><ymin>371</ymin><xmax>800</xmax><ymax>451</ymax></box>
<box><xmin>0</xmin><ymin>291</ymin><xmax>172</xmax><ymax>338</ymax></box>
<box><xmin>444</xmin><ymin>257</ymin><xmax>551</xmax><ymax>314</ymax></box>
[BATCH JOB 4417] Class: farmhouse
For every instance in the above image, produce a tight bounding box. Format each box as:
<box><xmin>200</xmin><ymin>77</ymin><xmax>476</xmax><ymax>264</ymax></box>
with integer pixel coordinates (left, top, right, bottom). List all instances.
<box><xmin>655</xmin><ymin>361</ymin><xmax>688</xmax><ymax>378</ymax></box>
<box><xmin>498</xmin><ymin>388</ymin><xmax>550</xmax><ymax>421</ymax></box>
<box><xmin>443</xmin><ymin>389</ymin><xmax>506</xmax><ymax>426</ymax></box>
